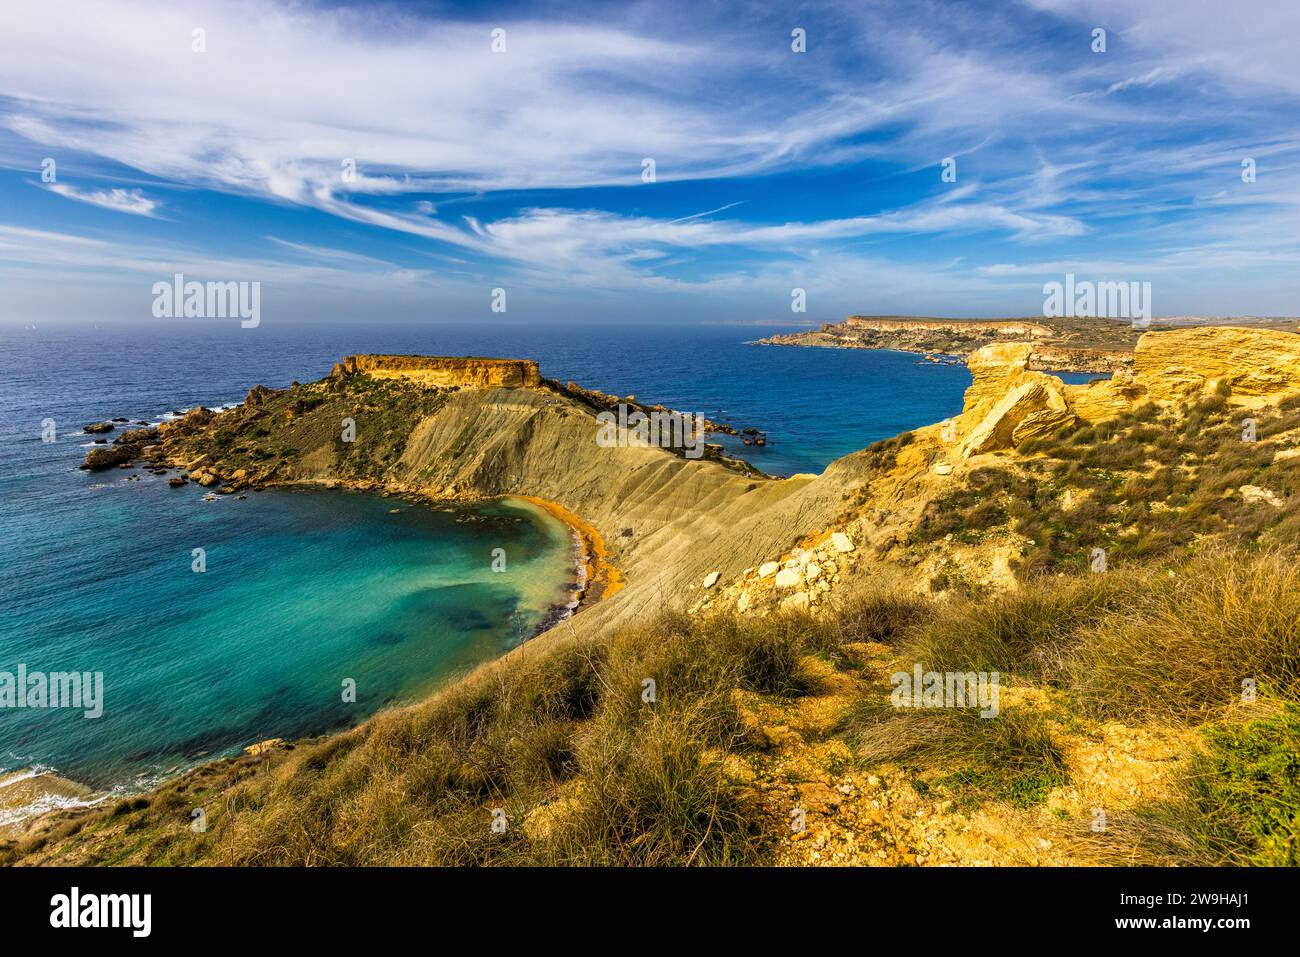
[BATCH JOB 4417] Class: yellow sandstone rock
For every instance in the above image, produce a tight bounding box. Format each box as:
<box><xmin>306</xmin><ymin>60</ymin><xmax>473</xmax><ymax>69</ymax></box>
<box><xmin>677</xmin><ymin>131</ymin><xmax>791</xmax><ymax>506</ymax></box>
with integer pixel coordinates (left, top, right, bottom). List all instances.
<box><xmin>953</xmin><ymin>327</ymin><xmax>1300</xmax><ymax>458</ymax></box>
<box><xmin>1062</xmin><ymin>369</ymin><xmax>1145</xmax><ymax>423</ymax></box>
<box><xmin>1133</xmin><ymin>328</ymin><xmax>1300</xmax><ymax>404</ymax></box>
<box><xmin>959</xmin><ymin>378</ymin><xmax>1072</xmax><ymax>457</ymax></box>
<box><xmin>244</xmin><ymin>738</ymin><xmax>285</xmax><ymax>756</ymax></box>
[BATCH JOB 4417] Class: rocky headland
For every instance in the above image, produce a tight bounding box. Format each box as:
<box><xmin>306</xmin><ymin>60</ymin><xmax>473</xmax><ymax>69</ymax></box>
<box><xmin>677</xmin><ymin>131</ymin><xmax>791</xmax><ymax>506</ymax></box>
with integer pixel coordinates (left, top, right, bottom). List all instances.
<box><xmin>19</xmin><ymin>326</ymin><xmax>1300</xmax><ymax>867</ymax></box>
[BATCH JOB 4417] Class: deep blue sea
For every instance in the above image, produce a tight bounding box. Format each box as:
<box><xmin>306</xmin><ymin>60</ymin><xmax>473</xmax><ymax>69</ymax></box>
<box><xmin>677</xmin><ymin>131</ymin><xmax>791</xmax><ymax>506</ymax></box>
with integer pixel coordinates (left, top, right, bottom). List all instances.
<box><xmin>0</xmin><ymin>319</ymin><xmax>1103</xmax><ymax>814</ymax></box>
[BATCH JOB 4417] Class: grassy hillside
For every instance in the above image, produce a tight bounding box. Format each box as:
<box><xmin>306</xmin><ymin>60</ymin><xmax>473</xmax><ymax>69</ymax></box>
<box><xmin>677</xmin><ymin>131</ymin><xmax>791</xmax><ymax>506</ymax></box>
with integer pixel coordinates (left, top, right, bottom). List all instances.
<box><xmin>908</xmin><ymin>391</ymin><xmax>1300</xmax><ymax>583</ymax></box>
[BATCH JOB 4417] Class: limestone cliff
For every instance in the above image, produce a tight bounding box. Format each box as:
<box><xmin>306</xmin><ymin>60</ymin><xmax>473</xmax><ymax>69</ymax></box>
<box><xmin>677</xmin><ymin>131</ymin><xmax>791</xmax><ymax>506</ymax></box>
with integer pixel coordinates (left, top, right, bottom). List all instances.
<box><xmin>841</xmin><ymin>316</ymin><xmax>1053</xmax><ymax>337</ymax></box>
<box><xmin>336</xmin><ymin>354</ymin><xmax>541</xmax><ymax>388</ymax></box>
<box><xmin>1133</xmin><ymin>327</ymin><xmax>1300</xmax><ymax>404</ymax></box>
<box><xmin>946</xmin><ymin>327</ymin><xmax>1300</xmax><ymax>459</ymax></box>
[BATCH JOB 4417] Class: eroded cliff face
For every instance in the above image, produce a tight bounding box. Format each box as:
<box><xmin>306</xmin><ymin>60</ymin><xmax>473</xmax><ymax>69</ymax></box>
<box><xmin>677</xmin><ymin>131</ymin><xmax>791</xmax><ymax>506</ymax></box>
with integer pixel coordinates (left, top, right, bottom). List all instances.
<box><xmin>337</xmin><ymin>355</ymin><xmax>541</xmax><ymax>388</ymax></box>
<box><xmin>946</xmin><ymin>328</ymin><xmax>1300</xmax><ymax>460</ymax></box>
<box><xmin>1132</xmin><ymin>327</ymin><xmax>1300</xmax><ymax>403</ymax></box>
<box><xmin>841</xmin><ymin>316</ymin><xmax>1054</xmax><ymax>337</ymax></box>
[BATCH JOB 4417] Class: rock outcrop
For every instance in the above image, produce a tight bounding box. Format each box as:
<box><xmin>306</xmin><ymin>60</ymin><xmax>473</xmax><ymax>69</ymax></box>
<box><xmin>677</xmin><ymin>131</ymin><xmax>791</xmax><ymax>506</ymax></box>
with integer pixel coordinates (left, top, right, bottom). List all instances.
<box><xmin>244</xmin><ymin>384</ymin><xmax>277</xmax><ymax>407</ymax></box>
<box><xmin>81</xmin><ymin>445</ymin><xmax>135</xmax><ymax>470</ymax></box>
<box><xmin>960</xmin><ymin>379</ymin><xmax>1070</xmax><ymax>458</ymax></box>
<box><xmin>80</xmin><ymin>425</ymin><xmax>160</xmax><ymax>470</ymax></box>
<box><xmin>1133</xmin><ymin>327</ymin><xmax>1300</xmax><ymax>405</ymax></box>
<box><xmin>949</xmin><ymin>327</ymin><xmax>1300</xmax><ymax>459</ymax></box>
<box><xmin>951</xmin><ymin>343</ymin><xmax>1075</xmax><ymax>458</ymax></box>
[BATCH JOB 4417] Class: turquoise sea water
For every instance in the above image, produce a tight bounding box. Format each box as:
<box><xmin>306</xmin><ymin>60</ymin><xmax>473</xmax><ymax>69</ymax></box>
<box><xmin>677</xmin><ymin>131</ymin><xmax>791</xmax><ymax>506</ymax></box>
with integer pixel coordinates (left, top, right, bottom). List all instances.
<box><xmin>0</xmin><ymin>319</ymin><xmax>1104</xmax><ymax>806</ymax></box>
<box><xmin>0</xmin><ymin>482</ymin><xmax>576</xmax><ymax>793</ymax></box>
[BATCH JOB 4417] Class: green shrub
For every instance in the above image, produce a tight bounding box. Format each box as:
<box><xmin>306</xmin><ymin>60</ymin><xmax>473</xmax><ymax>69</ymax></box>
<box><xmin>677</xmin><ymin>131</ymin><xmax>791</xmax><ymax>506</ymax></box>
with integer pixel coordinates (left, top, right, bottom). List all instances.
<box><xmin>1198</xmin><ymin>702</ymin><xmax>1300</xmax><ymax>865</ymax></box>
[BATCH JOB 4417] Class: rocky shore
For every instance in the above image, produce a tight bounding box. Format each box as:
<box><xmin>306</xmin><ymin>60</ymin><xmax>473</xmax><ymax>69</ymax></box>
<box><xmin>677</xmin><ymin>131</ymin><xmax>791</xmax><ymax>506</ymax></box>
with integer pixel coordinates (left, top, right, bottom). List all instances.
<box><xmin>0</xmin><ymin>770</ymin><xmax>98</xmax><ymax>839</ymax></box>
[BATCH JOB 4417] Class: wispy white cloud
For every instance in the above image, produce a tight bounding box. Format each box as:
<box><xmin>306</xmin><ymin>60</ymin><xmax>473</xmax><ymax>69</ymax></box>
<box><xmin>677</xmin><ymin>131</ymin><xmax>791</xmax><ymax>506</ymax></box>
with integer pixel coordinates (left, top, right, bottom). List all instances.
<box><xmin>1070</xmin><ymin>66</ymin><xmax>1182</xmax><ymax>100</ymax></box>
<box><xmin>1025</xmin><ymin>0</ymin><xmax>1300</xmax><ymax>95</ymax></box>
<box><xmin>2</xmin><ymin>0</ymin><xmax>1299</xmax><ymax>319</ymax></box>
<box><xmin>44</xmin><ymin>182</ymin><xmax>159</xmax><ymax>216</ymax></box>
<box><xmin>0</xmin><ymin>0</ymin><xmax>1190</xmax><ymax>213</ymax></box>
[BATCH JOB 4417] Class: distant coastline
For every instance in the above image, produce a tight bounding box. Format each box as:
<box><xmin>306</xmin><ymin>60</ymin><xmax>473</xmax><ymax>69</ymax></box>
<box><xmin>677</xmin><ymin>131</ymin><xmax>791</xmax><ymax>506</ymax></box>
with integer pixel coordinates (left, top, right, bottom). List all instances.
<box><xmin>755</xmin><ymin>314</ymin><xmax>1300</xmax><ymax>376</ymax></box>
<box><xmin>754</xmin><ymin>315</ymin><xmax>1136</xmax><ymax>373</ymax></box>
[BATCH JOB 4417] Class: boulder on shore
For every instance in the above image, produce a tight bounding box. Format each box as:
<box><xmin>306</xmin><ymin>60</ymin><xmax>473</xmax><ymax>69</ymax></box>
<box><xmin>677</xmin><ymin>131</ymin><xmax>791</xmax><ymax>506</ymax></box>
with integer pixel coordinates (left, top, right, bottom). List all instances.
<box><xmin>244</xmin><ymin>738</ymin><xmax>286</xmax><ymax>757</ymax></box>
<box><xmin>80</xmin><ymin>445</ymin><xmax>134</xmax><ymax>470</ymax></box>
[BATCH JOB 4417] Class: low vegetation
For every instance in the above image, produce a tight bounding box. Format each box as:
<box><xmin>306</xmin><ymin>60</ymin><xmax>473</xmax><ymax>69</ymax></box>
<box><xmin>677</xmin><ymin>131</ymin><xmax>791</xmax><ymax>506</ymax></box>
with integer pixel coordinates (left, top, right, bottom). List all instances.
<box><xmin>911</xmin><ymin>394</ymin><xmax>1300</xmax><ymax>577</ymax></box>
<box><xmin>198</xmin><ymin>376</ymin><xmax>453</xmax><ymax>482</ymax></box>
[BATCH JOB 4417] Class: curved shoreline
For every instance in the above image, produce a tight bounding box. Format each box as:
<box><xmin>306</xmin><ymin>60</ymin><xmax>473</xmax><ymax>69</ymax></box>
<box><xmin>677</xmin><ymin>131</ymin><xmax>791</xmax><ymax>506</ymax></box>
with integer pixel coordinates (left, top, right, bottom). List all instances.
<box><xmin>510</xmin><ymin>494</ymin><xmax>623</xmax><ymax>606</ymax></box>
<box><xmin>250</xmin><ymin>476</ymin><xmax>623</xmax><ymax>609</ymax></box>
<box><xmin>2</xmin><ymin>481</ymin><xmax>619</xmax><ymax>839</ymax></box>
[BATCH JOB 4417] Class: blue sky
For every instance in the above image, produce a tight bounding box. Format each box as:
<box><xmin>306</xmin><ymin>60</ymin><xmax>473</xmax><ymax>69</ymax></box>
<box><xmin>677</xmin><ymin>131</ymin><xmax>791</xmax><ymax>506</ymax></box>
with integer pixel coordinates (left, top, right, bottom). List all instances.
<box><xmin>1</xmin><ymin>0</ymin><xmax>1299</xmax><ymax>325</ymax></box>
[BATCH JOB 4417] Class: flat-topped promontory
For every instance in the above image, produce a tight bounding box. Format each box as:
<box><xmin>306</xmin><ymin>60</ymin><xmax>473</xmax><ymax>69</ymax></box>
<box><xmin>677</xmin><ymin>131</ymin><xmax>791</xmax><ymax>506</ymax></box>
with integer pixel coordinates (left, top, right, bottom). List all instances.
<box><xmin>332</xmin><ymin>354</ymin><xmax>541</xmax><ymax>388</ymax></box>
